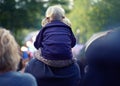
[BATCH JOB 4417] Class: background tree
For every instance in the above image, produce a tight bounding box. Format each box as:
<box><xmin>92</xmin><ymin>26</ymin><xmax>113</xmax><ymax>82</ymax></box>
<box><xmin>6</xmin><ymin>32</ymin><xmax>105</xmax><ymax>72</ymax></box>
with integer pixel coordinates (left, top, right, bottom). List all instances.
<box><xmin>1</xmin><ymin>0</ymin><xmax>120</xmax><ymax>45</ymax></box>
<box><xmin>67</xmin><ymin>0</ymin><xmax>120</xmax><ymax>43</ymax></box>
<box><xmin>0</xmin><ymin>0</ymin><xmax>73</xmax><ymax>45</ymax></box>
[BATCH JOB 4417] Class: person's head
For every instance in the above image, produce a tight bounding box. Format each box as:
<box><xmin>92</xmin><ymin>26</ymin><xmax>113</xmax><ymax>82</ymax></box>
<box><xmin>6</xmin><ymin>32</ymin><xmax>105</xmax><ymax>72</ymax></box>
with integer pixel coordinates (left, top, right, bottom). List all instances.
<box><xmin>45</xmin><ymin>5</ymin><xmax>65</xmax><ymax>22</ymax></box>
<box><xmin>0</xmin><ymin>28</ymin><xmax>20</xmax><ymax>73</ymax></box>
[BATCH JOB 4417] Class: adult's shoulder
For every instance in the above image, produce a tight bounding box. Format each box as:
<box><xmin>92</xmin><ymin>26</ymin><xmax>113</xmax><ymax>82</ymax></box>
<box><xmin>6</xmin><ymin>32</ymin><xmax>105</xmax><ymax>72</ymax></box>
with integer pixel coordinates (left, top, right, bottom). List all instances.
<box><xmin>25</xmin><ymin>58</ymin><xmax>45</xmax><ymax>72</ymax></box>
<box><xmin>16</xmin><ymin>72</ymin><xmax>37</xmax><ymax>86</ymax></box>
<box><xmin>5</xmin><ymin>71</ymin><xmax>37</xmax><ymax>86</ymax></box>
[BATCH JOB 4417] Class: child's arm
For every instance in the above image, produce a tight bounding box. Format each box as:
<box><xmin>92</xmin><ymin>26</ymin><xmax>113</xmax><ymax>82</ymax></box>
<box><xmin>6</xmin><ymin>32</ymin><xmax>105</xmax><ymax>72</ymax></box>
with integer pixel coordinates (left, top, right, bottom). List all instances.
<box><xmin>70</xmin><ymin>31</ymin><xmax>76</xmax><ymax>48</ymax></box>
<box><xmin>34</xmin><ymin>29</ymin><xmax>43</xmax><ymax>49</ymax></box>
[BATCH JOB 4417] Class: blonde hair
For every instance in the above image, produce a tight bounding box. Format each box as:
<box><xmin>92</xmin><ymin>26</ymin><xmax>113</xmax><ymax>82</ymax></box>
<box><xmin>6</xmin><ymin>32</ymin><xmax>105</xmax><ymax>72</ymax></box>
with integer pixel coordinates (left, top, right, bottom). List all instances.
<box><xmin>45</xmin><ymin>5</ymin><xmax>65</xmax><ymax>21</ymax></box>
<box><xmin>42</xmin><ymin>5</ymin><xmax>71</xmax><ymax>27</ymax></box>
<box><xmin>62</xmin><ymin>17</ymin><xmax>71</xmax><ymax>26</ymax></box>
<box><xmin>41</xmin><ymin>18</ymin><xmax>49</xmax><ymax>27</ymax></box>
<box><xmin>0</xmin><ymin>28</ymin><xmax>20</xmax><ymax>72</ymax></box>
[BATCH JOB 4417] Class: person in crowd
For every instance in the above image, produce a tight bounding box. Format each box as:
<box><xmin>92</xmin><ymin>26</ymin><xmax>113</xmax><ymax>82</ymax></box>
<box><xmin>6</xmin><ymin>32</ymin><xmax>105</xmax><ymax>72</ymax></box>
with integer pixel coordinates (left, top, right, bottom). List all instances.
<box><xmin>0</xmin><ymin>28</ymin><xmax>37</xmax><ymax>86</ymax></box>
<box><xmin>25</xmin><ymin>5</ymin><xmax>81</xmax><ymax>86</ymax></box>
<box><xmin>81</xmin><ymin>28</ymin><xmax>120</xmax><ymax>86</ymax></box>
<box><xmin>75</xmin><ymin>45</ymin><xmax>86</xmax><ymax>79</ymax></box>
<box><xmin>34</xmin><ymin>4</ymin><xmax>76</xmax><ymax>68</ymax></box>
<box><xmin>17</xmin><ymin>52</ymin><xmax>30</xmax><ymax>73</ymax></box>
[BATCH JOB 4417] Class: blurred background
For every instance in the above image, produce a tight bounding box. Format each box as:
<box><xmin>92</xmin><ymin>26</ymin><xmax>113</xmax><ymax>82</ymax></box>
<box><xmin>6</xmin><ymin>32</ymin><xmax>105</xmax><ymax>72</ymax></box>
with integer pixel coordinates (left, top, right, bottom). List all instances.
<box><xmin>0</xmin><ymin>0</ymin><xmax>120</xmax><ymax>48</ymax></box>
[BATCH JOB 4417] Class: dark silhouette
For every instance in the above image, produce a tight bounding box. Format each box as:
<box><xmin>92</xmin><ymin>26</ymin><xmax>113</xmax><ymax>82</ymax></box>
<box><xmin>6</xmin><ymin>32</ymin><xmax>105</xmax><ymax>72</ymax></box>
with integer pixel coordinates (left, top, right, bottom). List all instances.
<box><xmin>81</xmin><ymin>28</ymin><xmax>120</xmax><ymax>86</ymax></box>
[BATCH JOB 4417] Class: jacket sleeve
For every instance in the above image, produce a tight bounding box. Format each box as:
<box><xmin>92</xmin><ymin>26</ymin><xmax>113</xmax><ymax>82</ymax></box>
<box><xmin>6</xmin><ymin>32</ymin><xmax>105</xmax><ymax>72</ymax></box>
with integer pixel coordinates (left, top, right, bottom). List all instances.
<box><xmin>70</xmin><ymin>30</ymin><xmax>76</xmax><ymax>48</ymax></box>
<box><xmin>34</xmin><ymin>29</ymin><xmax>43</xmax><ymax>49</ymax></box>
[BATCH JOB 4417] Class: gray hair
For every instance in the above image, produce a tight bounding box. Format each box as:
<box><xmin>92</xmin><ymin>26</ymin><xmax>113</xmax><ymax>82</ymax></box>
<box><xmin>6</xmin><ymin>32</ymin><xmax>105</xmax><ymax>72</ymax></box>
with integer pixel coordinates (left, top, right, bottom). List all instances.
<box><xmin>0</xmin><ymin>28</ymin><xmax>20</xmax><ymax>72</ymax></box>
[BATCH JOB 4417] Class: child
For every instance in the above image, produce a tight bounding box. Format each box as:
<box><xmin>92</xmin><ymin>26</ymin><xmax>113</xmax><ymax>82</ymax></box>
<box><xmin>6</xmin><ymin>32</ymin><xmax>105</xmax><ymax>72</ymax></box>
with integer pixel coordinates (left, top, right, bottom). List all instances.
<box><xmin>25</xmin><ymin>5</ymin><xmax>80</xmax><ymax>86</ymax></box>
<box><xmin>33</xmin><ymin>5</ymin><xmax>76</xmax><ymax>67</ymax></box>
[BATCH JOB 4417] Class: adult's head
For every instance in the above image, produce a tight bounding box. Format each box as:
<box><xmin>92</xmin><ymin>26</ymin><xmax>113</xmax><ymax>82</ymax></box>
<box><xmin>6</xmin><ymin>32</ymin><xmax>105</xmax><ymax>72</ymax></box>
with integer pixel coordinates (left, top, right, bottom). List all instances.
<box><xmin>85</xmin><ymin>29</ymin><xmax>120</xmax><ymax>65</ymax></box>
<box><xmin>0</xmin><ymin>28</ymin><xmax>20</xmax><ymax>73</ymax></box>
<box><xmin>82</xmin><ymin>28</ymin><xmax>120</xmax><ymax>86</ymax></box>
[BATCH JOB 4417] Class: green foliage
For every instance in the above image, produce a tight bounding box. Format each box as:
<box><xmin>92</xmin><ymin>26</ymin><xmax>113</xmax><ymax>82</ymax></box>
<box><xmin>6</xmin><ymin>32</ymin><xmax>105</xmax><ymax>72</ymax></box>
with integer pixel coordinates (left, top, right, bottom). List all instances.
<box><xmin>0</xmin><ymin>0</ymin><xmax>45</xmax><ymax>30</ymax></box>
<box><xmin>67</xmin><ymin>0</ymin><xmax>120</xmax><ymax>43</ymax></box>
<box><xmin>14</xmin><ymin>28</ymin><xmax>35</xmax><ymax>46</ymax></box>
<box><xmin>90</xmin><ymin>0</ymin><xmax>120</xmax><ymax>28</ymax></box>
<box><xmin>0</xmin><ymin>0</ymin><xmax>72</xmax><ymax>45</ymax></box>
<box><xmin>67</xmin><ymin>0</ymin><xmax>93</xmax><ymax>43</ymax></box>
<box><xmin>0</xmin><ymin>0</ymin><xmax>72</xmax><ymax>30</ymax></box>
<box><xmin>1</xmin><ymin>0</ymin><xmax>120</xmax><ymax>44</ymax></box>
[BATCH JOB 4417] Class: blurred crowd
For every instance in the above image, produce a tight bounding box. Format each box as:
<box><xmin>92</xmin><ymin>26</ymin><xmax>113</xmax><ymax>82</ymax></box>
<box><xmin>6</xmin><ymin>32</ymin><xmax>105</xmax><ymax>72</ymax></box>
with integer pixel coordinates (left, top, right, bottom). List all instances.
<box><xmin>1</xmin><ymin>4</ymin><xmax>120</xmax><ymax>86</ymax></box>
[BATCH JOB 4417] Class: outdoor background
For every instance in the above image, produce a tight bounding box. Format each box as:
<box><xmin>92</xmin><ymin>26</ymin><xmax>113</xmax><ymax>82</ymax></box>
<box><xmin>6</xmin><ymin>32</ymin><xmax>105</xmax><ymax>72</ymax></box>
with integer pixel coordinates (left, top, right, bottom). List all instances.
<box><xmin>0</xmin><ymin>0</ymin><xmax>120</xmax><ymax>46</ymax></box>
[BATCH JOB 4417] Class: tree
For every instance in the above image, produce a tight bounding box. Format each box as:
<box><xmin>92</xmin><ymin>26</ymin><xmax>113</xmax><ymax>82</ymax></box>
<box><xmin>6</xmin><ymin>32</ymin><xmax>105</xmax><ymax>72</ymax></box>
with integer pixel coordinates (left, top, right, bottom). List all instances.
<box><xmin>0</xmin><ymin>0</ymin><xmax>73</xmax><ymax>30</ymax></box>
<box><xmin>67</xmin><ymin>0</ymin><xmax>93</xmax><ymax>43</ymax></box>
<box><xmin>67</xmin><ymin>0</ymin><xmax>120</xmax><ymax>43</ymax></box>
<box><xmin>0</xmin><ymin>0</ymin><xmax>73</xmax><ymax>45</ymax></box>
<box><xmin>89</xmin><ymin>0</ymin><xmax>120</xmax><ymax>30</ymax></box>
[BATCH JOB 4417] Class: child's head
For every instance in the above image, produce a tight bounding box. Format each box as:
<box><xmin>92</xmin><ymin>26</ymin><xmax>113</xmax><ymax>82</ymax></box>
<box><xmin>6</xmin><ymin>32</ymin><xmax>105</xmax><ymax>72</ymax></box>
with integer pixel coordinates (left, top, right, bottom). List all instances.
<box><xmin>45</xmin><ymin>5</ymin><xmax>65</xmax><ymax>21</ymax></box>
<box><xmin>42</xmin><ymin>5</ymin><xmax>71</xmax><ymax>27</ymax></box>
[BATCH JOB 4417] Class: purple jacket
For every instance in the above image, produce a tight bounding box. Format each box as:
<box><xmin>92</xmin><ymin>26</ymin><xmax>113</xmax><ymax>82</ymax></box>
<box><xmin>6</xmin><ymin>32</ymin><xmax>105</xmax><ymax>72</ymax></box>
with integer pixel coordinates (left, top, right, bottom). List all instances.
<box><xmin>34</xmin><ymin>20</ymin><xmax>76</xmax><ymax>60</ymax></box>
